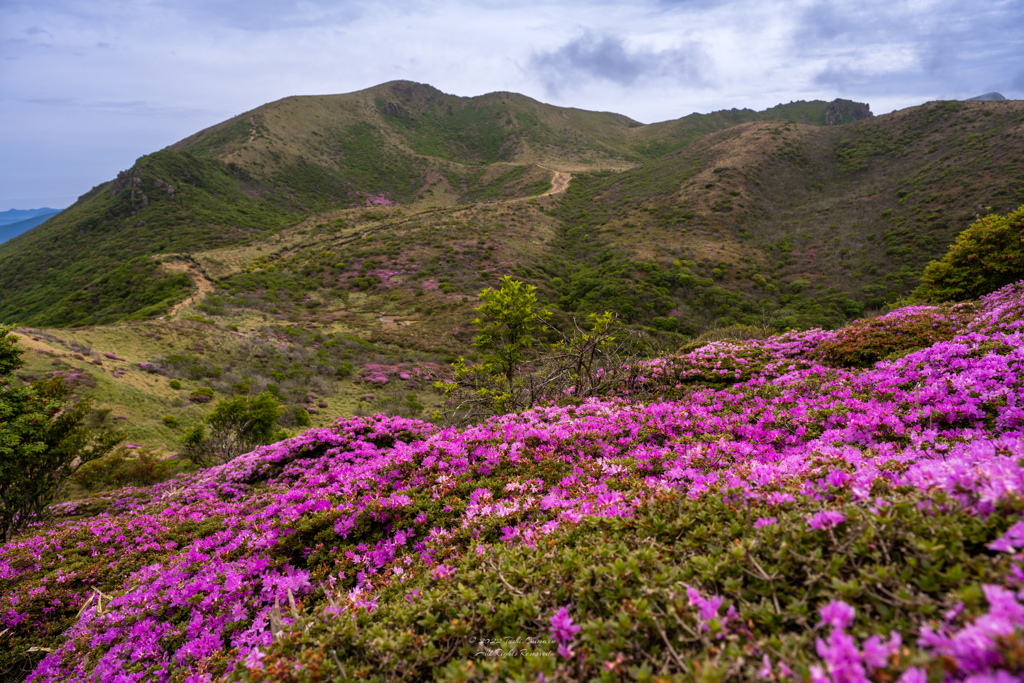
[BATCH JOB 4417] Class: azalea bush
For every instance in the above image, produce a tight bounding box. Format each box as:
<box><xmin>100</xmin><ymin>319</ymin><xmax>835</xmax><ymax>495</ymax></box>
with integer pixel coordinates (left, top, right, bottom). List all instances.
<box><xmin>810</xmin><ymin>304</ymin><xmax>967</xmax><ymax>368</ymax></box>
<box><xmin>2</xmin><ymin>281</ymin><xmax>1024</xmax><ymax>681</ymax></box>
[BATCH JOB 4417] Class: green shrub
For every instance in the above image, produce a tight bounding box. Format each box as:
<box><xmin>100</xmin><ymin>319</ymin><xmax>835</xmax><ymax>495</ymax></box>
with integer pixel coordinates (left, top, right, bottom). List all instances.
<box><xmin>180</xmin><ymin>392</ymin><xmax>283</xmax><ymax>467</ymax></box>
<box><xmin>189</xmin><ymin>386</ymin><xmax>214</xmax><ymax>403</ymax></box>
<box><xmin>162</xmin><ymin>415</ymin><xmax>180</xmax><ymax>428</ymax></box>
<box><xmin>650</xmin><ymin>316</ymin><xmax>680</xmax><ymax>332</ymax></box>
<box><xmin>169</xmin><ymin>379</ymin><xmax>182</xmax><ymax>390</ymax></box>
<box><xmin>914</xmin><ymin>204</ymin><xmax>1024</xmax><ymax>301</ymax></box>
<box><xmin>292</xmin><ymin>406</ymin><xmax>312</xmax><ymax>428</ymax></box>
<box><xmin>70</xmin><ymin>447</ymin><xmax>173</xmax><ymax>492</ymax></box>
<box><xmin>0</xmin><ymin>328</ymin><xmax>123</xmax><ymax>541</ymax></box>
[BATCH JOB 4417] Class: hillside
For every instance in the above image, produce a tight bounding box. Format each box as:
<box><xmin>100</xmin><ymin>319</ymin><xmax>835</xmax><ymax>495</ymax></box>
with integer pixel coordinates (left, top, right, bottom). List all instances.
<box><xmin>2</xmin><ymin>279</ymin><xmax>1024</xmax><ymax>682</ymax></box>
<box><xmin>0</xmin><ymin>81</ymin><xmax>871</xmax><ymax>328</ymax></box>
<box><xmin>545</xmin><ymin>99</ymin><xmax>1024</xmax><ymax>330</ymax></box>
<box><xmin>0</xmin><ymin>86</ymin><xmax>1021</xmax><ymax>459</ymax></box>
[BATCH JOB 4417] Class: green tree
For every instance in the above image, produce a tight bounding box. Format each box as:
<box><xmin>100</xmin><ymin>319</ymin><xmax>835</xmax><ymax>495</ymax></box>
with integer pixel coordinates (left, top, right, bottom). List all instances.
<box><xmin>472</xmin><ymin>276</ymin><xmax>549</xmax><ymax>389</ymax></box>
<box><xmin>180</xmin><ymin>391</ymin><xmax>283</xmax><ymax>466</ymax></box>
<box><xmin>437</xmin><ymin>281</ymin><xmax>650</xmax><ymax>425</ymax></box>
<box><xmin>0</xmin><ymin>327</ymin><xmax>123</xmax><ymax>541</ymax></box>
<box><xmin>436</xmin><ymin>277</ymin><xmax>550</xmax><ymax>421</ymax></box>
<box><xmin>914</xmin><ymin>205</ymin><xmax>1024</xmax><ymax>302</ymax></box>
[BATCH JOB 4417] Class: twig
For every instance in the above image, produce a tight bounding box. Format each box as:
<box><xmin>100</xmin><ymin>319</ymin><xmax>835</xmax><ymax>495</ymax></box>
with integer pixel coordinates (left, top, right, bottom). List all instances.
<box><xmin>650</xmin><ymin>612</ymin><xmax>690</xmax><ymax>673</ymax></box>
<box><xmin>330</xmin><ymin>649</ymin><xmax>347</xmax><ymax>679</ymax></box>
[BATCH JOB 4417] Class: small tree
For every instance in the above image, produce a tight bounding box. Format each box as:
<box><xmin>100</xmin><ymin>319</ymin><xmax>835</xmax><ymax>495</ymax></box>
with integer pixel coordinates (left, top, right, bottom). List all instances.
<box><xmin>437</xmin><ymin>281</ymin><xmax>653</xmax><ymax>425</ymax></box>
<box><xmin>437</xmin><ymin>277</ymin><xmax>548</xmax><ymax>421</ymax></box>
<box><xmin>472</xmin><ymin>276</ymin><xmax>550</xmax><ymax>389</ymax></box>
<box><xmin>0</xmin><ymin>327</ymin><xmax>123</xmax><ymax>541</ymax></box>
<box><xmin>180</xmin><ymin>391</ymin><xmax>283</xmax><ymax>467</ymax></box>
<box><xmin>914</xmin><ymin>205</ymin><xmax>1024</xmax><ymax>302</ymax></box>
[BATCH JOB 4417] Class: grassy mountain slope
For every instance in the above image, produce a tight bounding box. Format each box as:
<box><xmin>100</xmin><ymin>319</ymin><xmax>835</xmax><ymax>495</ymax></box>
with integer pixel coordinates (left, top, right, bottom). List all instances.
<box><xmin>0</xmin><ymin>82</ymin><xmax>869</xmax><ymax>328</ymax></box>
<box><xmin>539</xmin><ymin>99</ymin><xmax>1024</xmax><ymax>330</ymax></box>
<box><xmin>3</xmin><ymin>92</ymin><xmax>1021</xmax><ymax>458</ymax></box>
<box><xmin>0</xmin><ymin>151</ymin><xmax>304</xmax><ymax>326</ymax></box>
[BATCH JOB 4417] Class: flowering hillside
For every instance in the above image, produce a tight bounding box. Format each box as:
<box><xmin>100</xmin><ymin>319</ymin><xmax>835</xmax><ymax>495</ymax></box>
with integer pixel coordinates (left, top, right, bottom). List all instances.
<box><xmin>3</xmin><ymin>282</ymin><xmax>1024</xmax><ymax>682</ymax></box>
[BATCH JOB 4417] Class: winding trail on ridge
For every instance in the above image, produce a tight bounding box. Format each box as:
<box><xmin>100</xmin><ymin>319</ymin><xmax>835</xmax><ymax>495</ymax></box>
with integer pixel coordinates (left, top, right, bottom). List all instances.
<box><xmin>161</xmin><ymin>259</ymin><xmax>217</xmax><ymax>317</ymax></box>
<box><xmin>539</xmin><ymin>167</ymin><xmax>572</xmax><ymax>196</ymax></box>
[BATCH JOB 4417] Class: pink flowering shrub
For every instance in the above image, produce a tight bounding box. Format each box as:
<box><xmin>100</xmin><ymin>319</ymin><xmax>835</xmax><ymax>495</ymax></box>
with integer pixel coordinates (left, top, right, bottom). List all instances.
<box><xmin>3</xmin><ymin>281</ymin><xmax>1024</xmax><ymax>680</ymax></box>
<box><xmin>811</xmin><ymin>305</ymin><xmax>966</xmax><ymax>368</ymax></box>
<box><xmin>363</xmin><ymin>193</ymin><xmax>396</xmax><ymax>207</ymax></box>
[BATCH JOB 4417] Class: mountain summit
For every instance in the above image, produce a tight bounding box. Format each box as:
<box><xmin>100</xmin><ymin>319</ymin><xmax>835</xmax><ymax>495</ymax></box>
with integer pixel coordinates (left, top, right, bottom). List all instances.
<box><xmin>966</xmin><ymin>92</ymin><xmax>1008</xmax><ymax>101</ymax></box>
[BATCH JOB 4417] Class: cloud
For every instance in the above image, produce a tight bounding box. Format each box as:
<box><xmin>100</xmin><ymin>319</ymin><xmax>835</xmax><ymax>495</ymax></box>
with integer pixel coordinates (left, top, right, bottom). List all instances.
<box><xmin>23</xmin><ymin>26</ymin><xmax>52</xmax><ymax>37</ymax></box>
<box><xmin>529</xmin><ymin>31</ymin><xmax>708</xmax><ymax>96</ymax></box>
<box><xmin>813</xmin><ymin>62</ymin><xmax>868</xmax><ymax>90</ymax></box>
<box><xmin>797</xmin><ymin>2</ymin><xmax>858</xmax><ymax>42</ymax></box>
<box><xmin>792</xmin><ymin>0</ymin><xmax>1024</xmax><ymax>98</ymax></box>
<box><xmin>170</xmin><ymin>0</ymin><xmax>370</xmax><ymax>32</ymax></box>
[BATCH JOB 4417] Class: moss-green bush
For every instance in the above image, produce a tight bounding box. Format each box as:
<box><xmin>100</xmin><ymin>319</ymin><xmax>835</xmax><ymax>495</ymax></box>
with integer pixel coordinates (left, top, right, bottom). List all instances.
<box><xmin>813</xmin><ymin>311</ymin><xmax>962</xmax><ymax>368</ymax></box>
<box><xmin>914</xmin><ymin>205</ymin><xmax>1024</xmax><ymax>302</ymax></box>
<box><xmin>70</xmin><ymin>447</ymin><xmax>174</xmax><ymax>492</ymax></box>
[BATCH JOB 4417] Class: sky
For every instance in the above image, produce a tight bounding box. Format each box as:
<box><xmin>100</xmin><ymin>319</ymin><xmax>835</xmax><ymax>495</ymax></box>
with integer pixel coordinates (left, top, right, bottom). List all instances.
<box><xmin>1</xmin><ymin>0</ymin><xmax>1022</xmax><ymax>212</ymax></box>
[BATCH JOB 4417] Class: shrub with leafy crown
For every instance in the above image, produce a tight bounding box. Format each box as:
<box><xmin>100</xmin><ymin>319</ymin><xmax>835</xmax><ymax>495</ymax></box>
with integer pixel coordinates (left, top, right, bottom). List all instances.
<box><xmin>0</xmin><ymin>326</ymin><xmax>123</xmax><ymax>541</ymax></box>
<box><xmin>914</xmin><ymin>204</ymin><xmax>1024</xmax><ymax>302</ymax></box>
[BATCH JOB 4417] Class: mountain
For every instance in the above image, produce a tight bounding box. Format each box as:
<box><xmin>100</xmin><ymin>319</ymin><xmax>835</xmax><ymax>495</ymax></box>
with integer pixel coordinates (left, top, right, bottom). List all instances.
<box><xmin>0</xmin><ymin>81</ymin><xmax>872</xmax><ymax>327</ymax></box>
<box><xmin>0</xmin><ymin>207</ymin><xmax>59</xmax><ymax>226</ymax></box>
<box><xmin>1</xmin><ymin>83</ymin><xmax>1022</xmax><ymax>335</ymax></box>
<box><xmin>4</xmin><ymin>84</ymin><xmax>1024</xmax><ymax>683</ymax></box>
<box><xmin>967</xmin><ymin>92</ymin><xmax>1008</xmax><ymax>101</ymax></box>
<box><xmin>2</xmin><ymin>84</ymin><xmax>1023</xmax><ymax>452</ymax></box>
<box><xmin>0</xmin><ymin>210</ymin><xmax>60</xmax><ymax>245</ymax></box>
<box><xmin>0</xmin><ymin>207</ymin><xmax>60</xmax><ymax>244</ymax></box>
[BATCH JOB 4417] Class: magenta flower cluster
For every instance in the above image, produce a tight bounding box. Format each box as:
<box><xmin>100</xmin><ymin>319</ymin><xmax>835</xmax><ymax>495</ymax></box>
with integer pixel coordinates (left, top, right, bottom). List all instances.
<box><xmin>549</xmin><ymin>606</ymin><xmax>580</xmax><ymax>658</ymax></box>
<box><xmin>354</xmin><ymin>362</ymin><xmax>440</xmax><ymax>387</ymax></box>
<box><xmin>3</xmin><ymin>281</ymin><xmax>1024</xmax><ymax>681</ymax></box>
<box><xmin>363</xmin><ymin>193</ymin><xmax>396</xmax><ymax>207</ymax></box>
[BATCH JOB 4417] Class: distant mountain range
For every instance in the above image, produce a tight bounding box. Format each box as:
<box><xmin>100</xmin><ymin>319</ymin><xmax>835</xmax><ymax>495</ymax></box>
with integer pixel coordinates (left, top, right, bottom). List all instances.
<box><xmin>0</xmin><ymin>207</ymin><xmax>61</xmax><ymax>245</ymax></box>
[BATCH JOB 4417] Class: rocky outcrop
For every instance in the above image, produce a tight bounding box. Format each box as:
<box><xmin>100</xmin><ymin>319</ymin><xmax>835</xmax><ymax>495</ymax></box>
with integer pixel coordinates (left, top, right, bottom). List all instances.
<box><xmin>109</xmin><ymin>168</ymin><xmax>141</xmax><ymax>199</ymax></box>
<box><xmin>824</xmin><ymin>99</ymin><xmax>874</xmax><ymax>126</ymax></box>
<box><xmin>383</xmin><ymin>100</ymin><xmax>413</xmax><ymax>120</ymax></box>
<box><xmin>153</xmin><ymin>177</ymin><xmax>175</xmax><ymax>197</ymax></box>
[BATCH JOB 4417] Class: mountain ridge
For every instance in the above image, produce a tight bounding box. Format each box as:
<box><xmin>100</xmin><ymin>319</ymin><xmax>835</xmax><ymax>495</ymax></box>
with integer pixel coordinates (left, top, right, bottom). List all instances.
<box><xmin>0</xmin><ymin>208</ymin><xmax>61</xmax><ymax>245</ymax></box>
<box><xmin>0</xmin><ymin>81</ymin><xmax>878</xmax><ymax>328</ymax></box>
